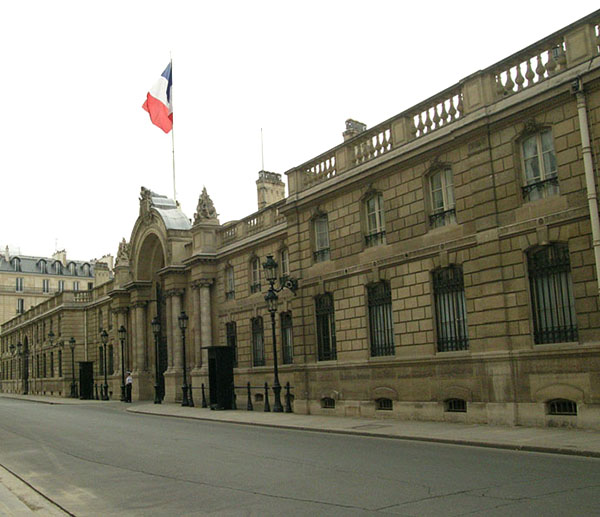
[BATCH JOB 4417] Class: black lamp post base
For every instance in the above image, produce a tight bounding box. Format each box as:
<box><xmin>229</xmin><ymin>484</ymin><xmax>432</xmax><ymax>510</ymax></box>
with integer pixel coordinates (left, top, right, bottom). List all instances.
<box><xmin>181</xmin><ymin>385</ymin><xmax>190</xmax><ymax>407</ymax></box>
<box><xmin>102</xmin><ymin>384</ymin><xmax>109</xmax><ymax>401</ymax></box>
<box><xmin>272</xmin><ymin>384</ymin><xmax>284</xmax><ymax>413</ymax></box>
<box><xmin>154</xmin><ymin>384</ymin><xmax>162</xmax><ymax>404</ymax></box>
<box><xmin>120</xmin><ymin>384</ymin><xmax>126</xmax><ymax>402</ymax></box>
<box><xmin>70</xmin><ymin>383</ymin><xmax>78</xmax><ymax>398</ymax></box>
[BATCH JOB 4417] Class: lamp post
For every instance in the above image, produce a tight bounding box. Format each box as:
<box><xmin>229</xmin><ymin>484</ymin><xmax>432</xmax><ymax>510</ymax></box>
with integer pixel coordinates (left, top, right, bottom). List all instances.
<box><xmin>118</xmin><ymin>326</ymin><xmax>126</xmax><ymax>402</ymax></box>
<box><xmin>100</xmin><ymin>329</ymin><xmax>109</xmax><ymax>400</ymax></box>
<box><xmin>151</xmin><ymin>316</ymin><xmax>162</xmax><ymax>404</ymax></box>
<box><xmin>178</xmin><ymin>311</ymin><xmax>190</xmax><ymax>407</ymax></box>
<box><xmin>10</xmin><ymin>342</ymin><xmax>25</xmax><ymax>394</ymax></box>
<box><xmin>69</xmin><ymin>337</ymin><xmax>77</xmax><ymax>398</ymax></box>
<box><xmin>262</xmin><ymin>255</ymin><xmax>298</xmax><ymax>413</ymax></box>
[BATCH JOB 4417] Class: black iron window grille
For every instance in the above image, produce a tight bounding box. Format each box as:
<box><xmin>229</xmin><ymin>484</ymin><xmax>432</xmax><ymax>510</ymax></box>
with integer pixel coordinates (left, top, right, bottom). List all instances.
<box><xmin>250</xmin><ymin>283</ymin><xmax>261</xmax><ymax>294</ymax></box>
<box><xmin>321</xmin><ymin>397</ymin><xmax>335</xmax><ymax>409</ymax></box>
<box><xmin>528</xmin><ymin>244</ymin><xmax>577</xmax><ymax>344</ymax></box>
<box><xmin>251</xmin><ymin>317</ymin><xmax>265</xmax><ymax>367</ymax></box>
<box><xmin>365</xmin><ymin>231</ymin><xmax>386</xmax><ymax>247</ymax></box>
<box><xmin>547</xmin><ymin>398</ymin><xmax>577</xmax><ymax>416</ymax></box>
<box><xmin>313</xmin><ymin>248</ymin><xmax>330</xmax><ymax>262</ymax></box>
<box><xmin>108</xmin><ymin>345</ymin><xmax>114</xmax><ymax>375</ymax></box>
<box><xmin>429</xmin><ymin>208</ymin><xmax>456</xmax><ymax>228</ymax></box>
<box><xmin>368</xmin><ymin>281</ymin><xmax>394</xmax><ymax>356</ymax></box>
<box><xmin>522</xmin><ymin>175</ymin><xmax>559</xmax><ymax>201</ymax></box>
<box><xmin>226</xmin><ymin>321</ymin><xmax>238</xmax><ymax>368</ymax></box>
<box><xmin>445</xmin><ymin>398</ymin><xmax>467</xmax><ymax>412</ymax></box>
<box><xmin>58</xmin><ymin>350</ymin><xmax>62</xmax><ymax>377</ymax></box>
<box><xmin>316</xmin><ymin>294</ymin><xmax>337</xmax><ymax>361</ymax></box>
<box><xmin>98</xmin><ymin>346</ymin><xmax>104</xmax><ymax>375</ymax></box>
<box><xmin>281</xmin><ymin>312</ymin><xmax>293</xmax><ymax>365</ymax></box>
<box><xmin>225</xmin><ymin>290</ymin><xmax>235</xmax><ymax>300</ymax></box>
<box><xmin>433</xmin><ymin>266</ymin><xmax>469</xmax><ymax>352</ymax></box>
<box><xmin>376</xmin><ymin>398</ymin><xmax>393</xmax><ymax>411</ymax></box>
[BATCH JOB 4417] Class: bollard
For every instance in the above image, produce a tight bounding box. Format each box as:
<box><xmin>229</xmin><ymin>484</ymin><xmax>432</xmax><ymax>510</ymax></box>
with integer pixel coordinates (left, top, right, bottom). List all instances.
<box><xmin>247</xmin><ymin>382</ymin><xmax>254</xmax><ymax>411</ymax></box>
<box><xmin>201</xmin><ymin>383</ymin><xmax>207</xmax><ymax>408</ymax></box>
<box><xmin>188</xmin><ymin>379</ymin><xmax>194</xmax><ymax>407</ymax></box>
<box><xmin>94</xmin><ymin>383</ymin><xmax>99</xmax><ymax>400</ymax></box>
<box><xmin>285</xmin><ymin>382</ymin><xmax>293</xmax><ymax>413</ymax></box>
<box><xmin>232</xmin><ymin>383</ymin><xmax>237</xmax><ymax>410</ymax></box>
<box><xmin>264</xmin><ymin>382</ymin><xmax>271</xmax><ymax>412</ymax></box>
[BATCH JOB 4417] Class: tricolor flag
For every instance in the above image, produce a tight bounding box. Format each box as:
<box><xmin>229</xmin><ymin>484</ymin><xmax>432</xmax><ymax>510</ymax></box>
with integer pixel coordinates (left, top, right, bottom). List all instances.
<box><xmin>142</xmin><ymin>62</ymin><xmax>173</xmax><ymax>133</ymax></box>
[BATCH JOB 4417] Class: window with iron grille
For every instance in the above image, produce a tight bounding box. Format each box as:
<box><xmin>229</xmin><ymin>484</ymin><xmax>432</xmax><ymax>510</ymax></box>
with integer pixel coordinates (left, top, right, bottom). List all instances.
<box><xmin>250</xmin><ymin>258</ymin><xmax>261</xmax><ymax>293</ymax></box>
<box><xmin>433</xmin><ymin>266</ymin><xmax>469</xmax><ymax>352</ymax></box>
<box><xmin>50</xmin><ymin>352</ymin><xmax>54</xmax><ymax>377</ymax></box>
<box><xmin>547</xmin><ymin>398</ymin><xmax>577</xmax><ymax>416</ymax></box>
<box><xmin>226</xmin><ymin>321</ymin><xmax>237</xmax><ymax>367</ymax></box>
<box><xmin>58</xmin><ymin>350</ymin><xmax>62</xmax><ymax>377</ymax></box>
<box><xmin>527</xmin><ymin>244</ymin><xmax>577</xmax><ymax>344</ymax></box>
<box><xmin>321</xmin><ymin>397</ymin><xmax>335</xmax><ymax>409</ymax></box>
<box><xmin>225</xmin><ymin>266</ymin><xmax>235</xmax><ymax>300</ymax></box>
<box><xmin>521</xmin><ymin>129</ymin><xmax>558</xmax><ymax>202</ymax></box>
<box><xmin>445</xmin><ymin>398</ymin><xmax>467</xmax><ymax>412</ymax></box>
<box><xmin>365</xmin><ymin>193</ymin><xmax>386</xmax><ymax>246</ymax></box>
<box><xmin>313</xmin><ymin>215</ymin><xmax>330</xmax><ymax>262</ymax></box>
<box><xmin>43</xmin><ymin>353</ymin><xmax>47</xmax><ymax>378</ymax></box>
<box><xmin>316</xmin><ymin>294</ymin><xmax>337</xmax><ymax>361</ymax></box>
<box><xmin>376</xmin><ymin>398</ymin><xmax>393</xmax><ymax>411</ymax></box>
<box><xmin>108</xmin><ymin>345</ymin><xmax>114</xmax><ymax>375</ymax></box>
<box><xmin>281</xmin><ymin>312</ymin><xmax>293</xmax><ymax>364</ymax></box>
<box><xmin>368</xmin><ymin>281</ymin><xmax>394</xmax><ymax>356</ymax></box>
<box><xmin>251</xmin><ymin>317</ymin><xmax>265</xmax><ymax>366</ymax></box>
<box><xmin>429</xmin><ymin>168</ymin><xmax>456</xmax><ymax>228</ymax></box>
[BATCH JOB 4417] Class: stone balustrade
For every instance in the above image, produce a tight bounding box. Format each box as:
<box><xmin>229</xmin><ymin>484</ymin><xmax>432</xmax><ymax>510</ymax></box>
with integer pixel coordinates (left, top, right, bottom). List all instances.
<box><xmin>285</xmin><ymin>12</ymin><xmax>600</xmax><ymax>196</ymax></box>
<box><xmin>217</xmin><ymin>201</ymin><xmax>286</xmax><ymax>247</ymax></box>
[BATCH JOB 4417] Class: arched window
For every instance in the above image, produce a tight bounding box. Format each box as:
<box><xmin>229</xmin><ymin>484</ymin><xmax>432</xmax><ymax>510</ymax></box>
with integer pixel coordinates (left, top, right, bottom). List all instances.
<box><xmin>54</xmin><ymin>261</ymin><xmax>62</xmax><ymax>275</ymax></box>
<box><xmin>12</xmin><ymin>258</ymin><xmax>21</xmax><ymax>272</ymax></box>
<box><xmin>251</xmin><ymin>317</ymin><xmax>265</xmax><ymax>367</ymax></box>
<box><xmin>445</xmin><ymin>398</ymin><xmax>467</xmax><ymax>412</ymax></box>
<box><xmin>547</xmin><ymin>399</ymin><xmax>577</xmax><ymax>416</ymax></box>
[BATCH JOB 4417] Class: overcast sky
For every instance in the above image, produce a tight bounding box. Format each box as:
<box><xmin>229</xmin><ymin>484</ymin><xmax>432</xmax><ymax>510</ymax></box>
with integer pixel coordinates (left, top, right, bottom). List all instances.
<box><xmin>1</xmin><ymin>1</ymin><xmax>597</xmax><ymax>262</ymax></box>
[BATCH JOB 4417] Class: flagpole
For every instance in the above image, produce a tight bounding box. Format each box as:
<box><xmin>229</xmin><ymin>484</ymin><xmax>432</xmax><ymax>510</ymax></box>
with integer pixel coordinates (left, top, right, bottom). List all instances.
<box><xmin>170</xmin><ymin>53</ymin><xmax>176</xmax><ymax>203</ymax></box>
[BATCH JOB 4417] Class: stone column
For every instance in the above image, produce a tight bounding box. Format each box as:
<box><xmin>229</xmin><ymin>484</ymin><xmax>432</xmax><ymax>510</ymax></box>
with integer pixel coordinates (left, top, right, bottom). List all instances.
<box><xmin>170</xmin><ymin>289</ymin><xmax>183</xmax><ymax>370</ymax></box>
<box><xmin>200</xmin><ymin>279</ymin><xmax>213</xmax><ymax>356</ymax></box>
<box><xmin>165</xmin><ymin>294</ymin><xmax>173</xmax><ymax>370</ymax></box>
<box><xmin>130</xmin><ymin>304</ymin><xmax>138</xmax><ymax>373</ymax></box>
<box><xmin>133</xmin><ymin>302</ymin><xmax>147</xmax><ymax>372</ymax></box>
<box><xmin>191</xmin><ymin>282</ymin><xmax>202</xmax><ymax>370</ymax></box>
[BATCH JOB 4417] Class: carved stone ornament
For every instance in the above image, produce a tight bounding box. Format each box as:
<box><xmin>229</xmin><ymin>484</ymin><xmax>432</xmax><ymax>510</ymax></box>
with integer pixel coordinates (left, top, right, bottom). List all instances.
<box><xmin>116</xmin><ymin>238</ymin><xmax>131</xmax><ymax>266</ymax></box>
<box><xmin>193</xmin><ymin>187</ymin><xmax>218</xmax><ymax>225</ymax></box>
<box><xmin>521</xmin><ymin>118</ymin><xmax>544</xmax><ymax>138</ymax></box>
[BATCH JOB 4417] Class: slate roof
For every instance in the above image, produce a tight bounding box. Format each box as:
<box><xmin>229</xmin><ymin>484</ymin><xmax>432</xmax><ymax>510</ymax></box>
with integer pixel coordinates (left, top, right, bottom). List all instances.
<box><xmin>0</xmin><ymin>254</ymin><xmax>95</xmax><ymax>277</ymax></box>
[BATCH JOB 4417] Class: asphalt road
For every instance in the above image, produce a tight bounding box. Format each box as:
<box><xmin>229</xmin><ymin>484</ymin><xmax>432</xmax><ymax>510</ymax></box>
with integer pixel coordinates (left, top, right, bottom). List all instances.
<box><xmin>0</xmin><ymin>398</ymin><xmax>599</xmax><ymax>516</ymax></box>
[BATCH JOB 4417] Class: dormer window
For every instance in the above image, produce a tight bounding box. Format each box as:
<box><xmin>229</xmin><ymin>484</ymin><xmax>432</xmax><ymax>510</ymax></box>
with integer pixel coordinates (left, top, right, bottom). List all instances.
<box><xmin>39</xmin><ymin>260</ymin><xmax>47</xmax><ymax>274</ymax></box>
<box><xmin>69</xmin><ymin>262</ymin><xmax>76</xmax><ymax>275</ymax></box>
<box><xmin>82</xmin><ymin>263</ymin><xmax>91</xmax><ymax>276</ymax></box>
<box><xmin>54</xmin><ymin>261</ymin><xmax>62</xmax><ymax>275</ymax></box>
<box><xmin>12</xmin><ymin>258</ymin><xmax>21</xmax><ymax>272</ymax></box>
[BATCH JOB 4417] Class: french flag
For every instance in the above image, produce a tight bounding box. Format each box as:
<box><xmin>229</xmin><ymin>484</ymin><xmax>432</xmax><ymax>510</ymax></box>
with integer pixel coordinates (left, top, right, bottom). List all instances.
<box><xmin>142</xmin><ymin>62</ymin><xmax>173</xmax><ymax>133</ymax></box>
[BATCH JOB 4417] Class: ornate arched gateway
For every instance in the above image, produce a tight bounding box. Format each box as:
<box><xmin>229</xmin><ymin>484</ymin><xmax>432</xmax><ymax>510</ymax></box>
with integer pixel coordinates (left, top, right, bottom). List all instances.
<box><xmin>110</xmin><ymin>187</ymin><xmax>219</xmax><ymax>402</ymax></box>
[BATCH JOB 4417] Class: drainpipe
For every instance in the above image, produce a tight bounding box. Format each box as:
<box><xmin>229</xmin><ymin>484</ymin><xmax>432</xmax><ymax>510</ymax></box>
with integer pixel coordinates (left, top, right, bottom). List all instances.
<box><xmin>574</xmin><ymin>77</ymin><xmax>600</xmax><ymax>298</ymax></box>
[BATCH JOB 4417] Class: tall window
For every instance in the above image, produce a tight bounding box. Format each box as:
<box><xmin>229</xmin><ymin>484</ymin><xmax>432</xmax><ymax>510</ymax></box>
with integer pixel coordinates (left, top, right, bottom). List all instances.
<box><xmin>522</xmin><ymin>129</ymin><xmax>558</xmax><ymax>201</ymax></box>
<box><xmin>433</xmin><ymin>266</ymin><xmax>468</xmax><ymax>351</ymax></box>
<box><xmin>251</xmin><ymin>317</ymin><xmax>265</xmax><ymax>366</ymax></box>
<box><xmin>429</xmin><ymin>168</ymin><xmax>456</xmax><ymax>228</ymax></box>
<box><xmin>281</xmin><ymin>312</ymin><xmax>293</xmax><ymax>364</ymax></box>
<box><xmin>13</xmin><ymin>258</ymin><xmax>21</xmax><ymax>272</ymax></box>
<box><xmin>39</xmin><ymin>260</ymin><xmax>47</xmax><ymax>274</ymax></box>
<box><xmin>55</xmin><ymin>261</ymin><xmax>62</xmax><ymax>274</ymax></box>
<box><xmin>16</xmin><ymin>277</ymin><xmax>23</xmax><ymax>292</ymax></box>
<box><xmin>98</xmin><ymin>346</ymin><xmax>104</xmax><ymax>375</ymax></box>
<box><xmin>73</xmin><ymin>281</ymin><xmax>79</xmax><ymax>291</ymax></box>
<box><xmin>16</xmin><ymin>298</ymin><xmax>24</xmax><ymax>314</ymax></box>
<box><xmin>69</xmin><ymin>262</ymin><xmax>76</xmax><ymax>275</ymax></box>
<box><xmin>225</xmin><ymin>265</ymin><xmax>235</xmax><ymax>300</ymax></box>
<box><xmin>50</xmin><ymin>352</ymin><xmax>54</xmax><ymax>377</ymax></box>
<box><xmin>108</xmin><ymin>345</ymin><xmax>114</xmax><ymax>375</ymax></box>
<box><xmin>316</xmin><ymin>294</ymin><xmax>337</xmax><ymax>361</ymax></box>
<box><xmin>528</xmin><ymin>244</ymin><xmax>577</xmax><ymax>344</ymax></box>
<box><xmin>42</xmin><ymin>279</ymin><xmax>49</xmax><ymax>293</ymax></box>
<box><xmin>368</xmin><ymin>281</ymin><xmax>394</xmax><ymax>356</ymax></box>
<box><xmin>279</xmin><ymin>248</ymin><xmax>289</xmax><ymax>282</ymax></box>
<box><xmin>365</xmin><ymin>193</ymin><xmax>386</xmax><ymax>246</ymax></box>
<box><xmin>58</xmin><ymin>350</ymin><xmax>62</xmax><ymax>377</ymax></box>
<box><xmin>250</xmin><ymin>258</ymin><xmax>261</xmax><ymax>293</ymax></box>
<box><xmin>226</xmin><ymin>322</ymin><xmax>237</xmax><ymax>367</ymax></box>
<box><xmin>58</xmin><ymin>280</ymin><xmax>64</xmax><ymax>292</ymax></box>
<box><xmin>313</xmin><ymin>215</ymin><xmax>330</xmax><ymax>262</ymax></box>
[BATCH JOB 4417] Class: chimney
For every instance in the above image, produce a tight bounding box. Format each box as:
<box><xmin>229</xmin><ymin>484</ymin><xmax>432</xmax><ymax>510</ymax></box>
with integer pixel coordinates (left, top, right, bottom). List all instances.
<box><xmin>343</xmin><ymin>119</ymin><xmax>367</xmax><ymax>141</ymax></box>
<box><xmin>52</xmin><ymin>249</ymin><xmax>67</xmax><ymax>266</ymax></box>
<box><xmin>256</xmin><ymin>170</ymin><xmax>285</xmax><ymax>210</ymax></box>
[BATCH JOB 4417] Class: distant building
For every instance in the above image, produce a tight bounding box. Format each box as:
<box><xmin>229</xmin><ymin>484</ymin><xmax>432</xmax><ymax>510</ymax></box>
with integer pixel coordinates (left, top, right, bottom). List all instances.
<box><xmin>2</xmin><ymin>10</ymin><xmax>600</xmax><ymax>428</ymax></box>
<box><xmin>0</xmin><ymin>247</ymin><xmax>111</xmax><ymax>326</ymax></box>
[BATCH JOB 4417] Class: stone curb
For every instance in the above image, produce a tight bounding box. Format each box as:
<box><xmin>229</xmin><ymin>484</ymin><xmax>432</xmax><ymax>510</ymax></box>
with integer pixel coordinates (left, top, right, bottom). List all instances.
<box><xmin>126</xmin><ymin>407</ymin><xmax>600</xmax><ymax>459</ymax></box>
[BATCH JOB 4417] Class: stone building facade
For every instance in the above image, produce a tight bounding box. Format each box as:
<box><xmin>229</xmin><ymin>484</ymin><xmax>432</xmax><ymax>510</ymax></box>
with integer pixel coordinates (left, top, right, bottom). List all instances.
<box><xmin>2</xmin><ymin>11</ymin><xmax>600</xmax><ymax>428</ymax></box>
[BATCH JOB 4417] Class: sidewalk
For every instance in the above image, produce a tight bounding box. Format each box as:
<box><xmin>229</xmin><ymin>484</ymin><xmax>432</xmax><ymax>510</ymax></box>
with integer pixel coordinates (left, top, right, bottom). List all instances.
<box><xmin>2</xmin><ymin>393</ymin><xmax>600</xmax><ymax>458</ymax></box>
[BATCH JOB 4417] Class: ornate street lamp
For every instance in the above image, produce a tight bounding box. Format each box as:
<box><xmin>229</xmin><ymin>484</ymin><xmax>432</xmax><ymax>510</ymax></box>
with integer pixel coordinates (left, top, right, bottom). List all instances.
<box><xmin>100</xmin><ymin>329</ymin><xmax>109</xmax><ymax>401</ymax></box>
<box><xmin>118</xmin><ymin>326</ymin><xmax>127</xmax><ymax>402</ymax></box>
<box><xmin>151</xmin><ymin>316</ymin><xmax>162</xmax><ymax>404</ymax></box>
<box><xmin>178</xmin><ymin>311</ymin><xmax>190</xmax><ymax>407</ymax></box>
<box><xmin>262</xmin><ymin>254</ymin><xmax>298</xmax><ymax>413</ymax></box>
<box><xmin>69</xmin><ymin>337</ymin><xmax>77</xmax><ymax>398</ymax></box>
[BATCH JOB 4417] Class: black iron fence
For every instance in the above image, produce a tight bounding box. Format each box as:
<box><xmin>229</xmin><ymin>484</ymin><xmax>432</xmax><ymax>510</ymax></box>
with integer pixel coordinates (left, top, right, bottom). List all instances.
<box><xmin>196</xmin><ymin>381</ymin><xmax>294</xmax><ymax>413</ymax></box>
